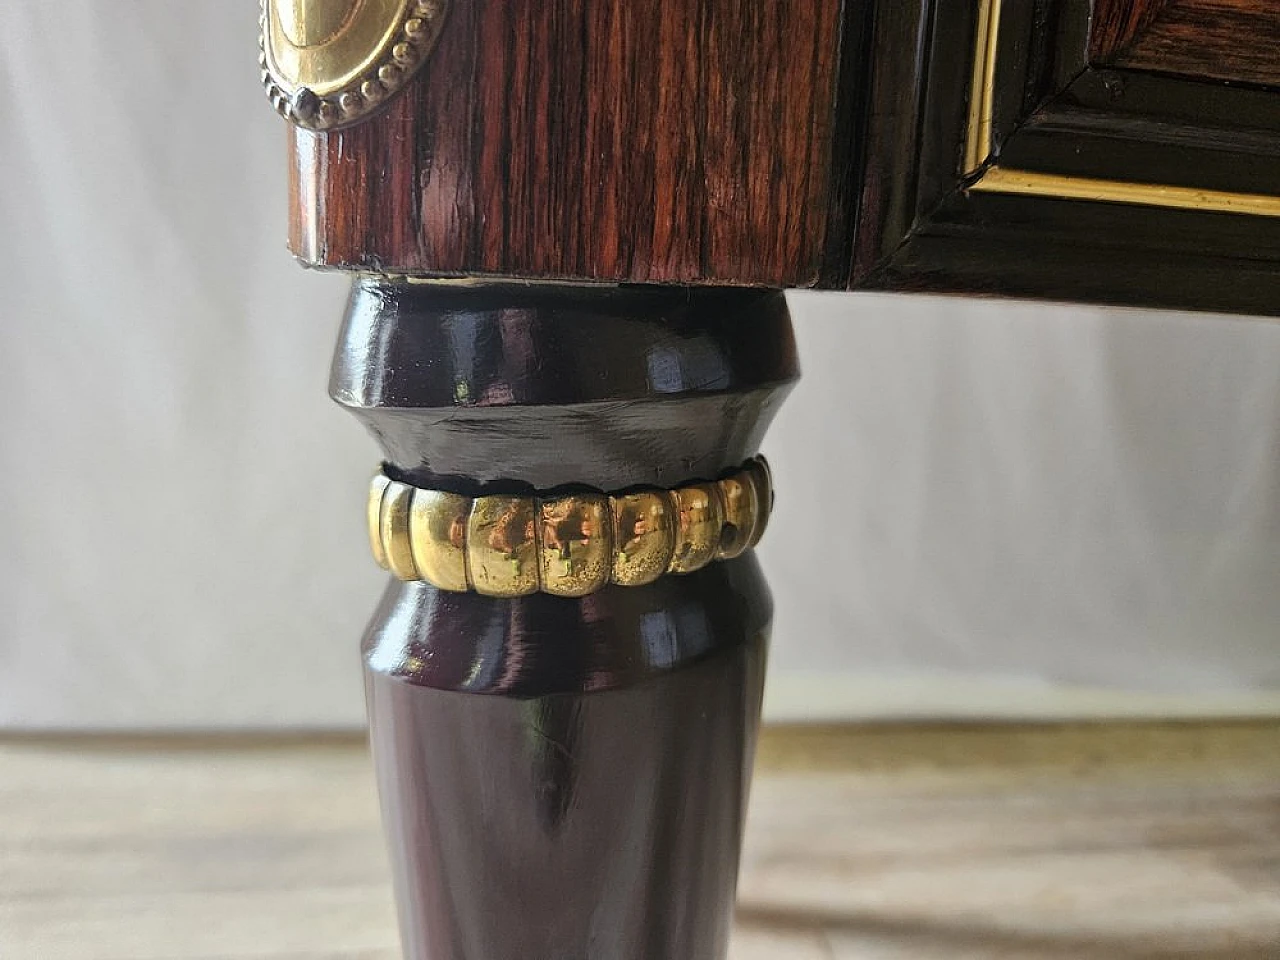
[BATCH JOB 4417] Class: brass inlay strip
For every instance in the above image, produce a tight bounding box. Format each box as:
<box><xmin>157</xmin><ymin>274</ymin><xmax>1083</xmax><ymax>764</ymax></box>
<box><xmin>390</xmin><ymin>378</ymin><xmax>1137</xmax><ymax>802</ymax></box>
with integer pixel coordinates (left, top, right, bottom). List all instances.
<box><xmin>367</xmin><ymin>459</ymin><xmax>774</xmax><ymax>596</ymax></box>
<box><xmin>971</xmin><ymin>167</ymin><xmax>1280</xmax><ymax>217</ymax></box>
<box><xmin>963</xmin><ymin>0</ymin><xmax>1003</xmax><ymax>174</ymax></box>
<box><xmin>962</xmin><ymin>0</ymin><xmax>1280</xmax><ymax>217</ymax></box>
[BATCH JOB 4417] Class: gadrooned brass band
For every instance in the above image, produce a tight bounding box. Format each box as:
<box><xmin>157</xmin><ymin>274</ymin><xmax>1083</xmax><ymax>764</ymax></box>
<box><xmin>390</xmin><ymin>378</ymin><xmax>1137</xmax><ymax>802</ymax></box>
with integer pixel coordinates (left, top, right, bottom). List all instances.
<box><xmin>367</xmin><ymin>458</ymin><xmax>774</xmax><ymax>596</ymax></box>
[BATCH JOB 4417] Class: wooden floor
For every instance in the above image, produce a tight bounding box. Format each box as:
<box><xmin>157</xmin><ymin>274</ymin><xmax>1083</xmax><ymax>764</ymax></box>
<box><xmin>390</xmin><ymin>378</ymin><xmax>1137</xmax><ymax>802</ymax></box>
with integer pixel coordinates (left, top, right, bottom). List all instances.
<box><xmin>3</xmin><ymin>723</ymin><xmax>1280</xmax><ymax>959</ymax></box>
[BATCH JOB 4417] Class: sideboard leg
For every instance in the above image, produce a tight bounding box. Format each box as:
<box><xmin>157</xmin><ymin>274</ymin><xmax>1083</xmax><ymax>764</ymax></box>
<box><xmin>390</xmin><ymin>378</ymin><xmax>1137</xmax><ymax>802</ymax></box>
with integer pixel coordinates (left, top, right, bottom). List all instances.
<box><xmin>333</xmin><ymin>281</ymin><xmax>798</xmax><ymax>960</ymax></box>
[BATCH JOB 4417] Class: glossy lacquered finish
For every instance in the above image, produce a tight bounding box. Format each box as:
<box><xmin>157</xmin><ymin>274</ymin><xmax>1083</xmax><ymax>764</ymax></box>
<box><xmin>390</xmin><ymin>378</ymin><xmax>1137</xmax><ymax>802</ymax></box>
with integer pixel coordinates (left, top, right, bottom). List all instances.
<box><xmin>365</xmin><ymin>564</ymin><xmax>770</xmax><ymax>960</ymax></box>
<box><xmin>332</xmin><ymin>281</ymin><xmax>798</xmax><ymax>491</ymax></box>
<box><xmin>339</xmin><ymin>281</ymin><xmax>796</xmax><ymax>960</ymax></box>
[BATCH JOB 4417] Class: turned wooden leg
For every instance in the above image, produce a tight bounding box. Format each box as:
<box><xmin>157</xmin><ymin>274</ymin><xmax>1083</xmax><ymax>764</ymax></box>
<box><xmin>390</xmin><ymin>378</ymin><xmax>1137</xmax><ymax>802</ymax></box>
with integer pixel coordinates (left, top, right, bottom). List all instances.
<box><xmin>332</xmin><ymin>280</ymin><xmax>797</xmax><ymax>959</ymax></box>
<box><xmin>259</xmin><ymin>4</ymin><xmax>806</xmax><ymax>953</ymax></box>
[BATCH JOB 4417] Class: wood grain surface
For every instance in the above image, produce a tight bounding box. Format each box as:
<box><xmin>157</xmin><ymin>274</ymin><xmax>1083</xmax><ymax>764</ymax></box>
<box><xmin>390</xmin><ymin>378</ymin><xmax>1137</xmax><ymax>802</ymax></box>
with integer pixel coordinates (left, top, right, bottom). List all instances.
<box><xmin>1091</xmin><ymin>0</ymin><xmax>1280</xmax><ymax>88</ymax></box>
<box><xmin>288</xmin><ymin>0</ymin><xmax>845</xmax><ymax>286</ymax></box>
<box><xmin>5</xmin><ymin>722</ymin><xmax>1280</xmax><ymax>959</ymax></box>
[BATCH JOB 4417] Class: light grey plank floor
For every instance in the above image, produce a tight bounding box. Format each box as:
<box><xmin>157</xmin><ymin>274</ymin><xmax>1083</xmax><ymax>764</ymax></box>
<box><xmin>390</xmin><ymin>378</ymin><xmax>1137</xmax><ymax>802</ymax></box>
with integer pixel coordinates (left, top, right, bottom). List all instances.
<box><xmin>4</xmin><ymin>723</ymin><xmax>1279</xmax><ymax>959</ymax></box>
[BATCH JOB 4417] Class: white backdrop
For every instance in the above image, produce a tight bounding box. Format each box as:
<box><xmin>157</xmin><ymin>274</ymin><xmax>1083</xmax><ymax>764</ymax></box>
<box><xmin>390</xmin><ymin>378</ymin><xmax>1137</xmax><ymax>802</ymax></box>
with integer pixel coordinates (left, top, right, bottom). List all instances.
<box><xmin>2</xmin><ymin>3</ymin><xmax>1278</xmax><ymax>729</ymax></box>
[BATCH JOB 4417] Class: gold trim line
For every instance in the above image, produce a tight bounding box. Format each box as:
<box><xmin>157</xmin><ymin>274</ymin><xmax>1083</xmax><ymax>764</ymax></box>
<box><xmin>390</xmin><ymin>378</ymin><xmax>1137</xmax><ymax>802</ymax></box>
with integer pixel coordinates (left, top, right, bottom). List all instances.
<box><xmin>971</xmin><ymin>168</ymin><xmax>1280</xmax><ymax>218</ymax></box>
<box><xmin>964</xmin><ymin>0</ymin><xmax>1003</xmax><ymax>174</ymax></box>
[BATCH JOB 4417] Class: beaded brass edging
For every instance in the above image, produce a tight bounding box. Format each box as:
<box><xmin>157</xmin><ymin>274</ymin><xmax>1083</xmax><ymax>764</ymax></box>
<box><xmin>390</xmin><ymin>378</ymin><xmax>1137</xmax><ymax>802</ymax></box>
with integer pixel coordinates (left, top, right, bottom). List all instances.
<box><xmin>260</xmin><ymin>0</ymin><xmax>448</xmax><ymax>131</ymax></box>
<box><xmin>367</xmin><ymin>459</ymin><xmax>774</xmax><ymax>597</ymax></box>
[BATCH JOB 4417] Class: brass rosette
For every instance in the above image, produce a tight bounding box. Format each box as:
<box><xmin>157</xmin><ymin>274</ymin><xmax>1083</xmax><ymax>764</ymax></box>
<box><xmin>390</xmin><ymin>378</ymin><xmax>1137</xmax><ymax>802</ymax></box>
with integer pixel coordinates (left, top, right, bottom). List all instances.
<box><xmin>367</xmin><ymin>459</ymin><xmax>775</xmax><ymax>596</ymax></box>
<box><xmin>259</xmin><ymin>0</ymin><xmax>448</xmax><ymax>131</ymax></box>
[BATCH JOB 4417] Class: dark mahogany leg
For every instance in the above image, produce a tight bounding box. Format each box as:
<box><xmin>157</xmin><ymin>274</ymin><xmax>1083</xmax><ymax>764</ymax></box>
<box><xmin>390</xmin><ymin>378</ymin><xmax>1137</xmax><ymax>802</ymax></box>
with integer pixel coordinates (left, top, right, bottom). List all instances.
<box><xmin>332</xmin><ymin>280</ymin><xmax>798</xmax><ymax>960</ymax></box>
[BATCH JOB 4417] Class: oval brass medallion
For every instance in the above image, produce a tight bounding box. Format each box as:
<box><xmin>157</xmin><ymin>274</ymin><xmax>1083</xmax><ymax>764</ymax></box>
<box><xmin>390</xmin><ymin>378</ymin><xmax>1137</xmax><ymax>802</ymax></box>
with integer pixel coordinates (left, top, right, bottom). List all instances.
<box><xmin>260</xmin><ymin>0</ymin><xmax>447</xmax><ymax>131</ymax></box>
<box><xmin>276</xmin><ymin>0</ymin><xmax>362</xmax><ymax>48</ymax></box>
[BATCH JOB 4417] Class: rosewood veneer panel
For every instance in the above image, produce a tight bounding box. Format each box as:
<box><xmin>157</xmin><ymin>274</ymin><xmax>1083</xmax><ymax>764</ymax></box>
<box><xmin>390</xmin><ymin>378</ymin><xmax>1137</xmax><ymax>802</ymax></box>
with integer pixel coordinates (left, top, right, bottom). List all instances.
<box><xmin>289</xmin><ymin>0</ymin><xmax>844</xmax><ymax>286</ymax></box>
<box><xmin>1091</xmin><ymin>0</ymin><xmax>1280</xmax><ymax>89</ymax></box>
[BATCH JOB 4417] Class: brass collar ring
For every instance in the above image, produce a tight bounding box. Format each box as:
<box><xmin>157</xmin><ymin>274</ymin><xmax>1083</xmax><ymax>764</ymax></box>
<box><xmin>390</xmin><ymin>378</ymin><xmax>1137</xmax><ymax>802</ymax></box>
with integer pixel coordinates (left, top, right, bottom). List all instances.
<box><xmin>368</xmin><ymin>458</ymin><xmax>774</xmax><ymax>598</ymax></box>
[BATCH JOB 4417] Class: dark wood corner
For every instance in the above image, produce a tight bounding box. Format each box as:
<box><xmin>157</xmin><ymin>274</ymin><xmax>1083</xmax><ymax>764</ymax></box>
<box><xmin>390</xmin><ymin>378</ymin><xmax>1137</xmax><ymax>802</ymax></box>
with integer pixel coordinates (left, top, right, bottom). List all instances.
<box><xmin>842</xmin><ymin>0</ymin><xmax>1280</xmax><ymax>316</ymax></box>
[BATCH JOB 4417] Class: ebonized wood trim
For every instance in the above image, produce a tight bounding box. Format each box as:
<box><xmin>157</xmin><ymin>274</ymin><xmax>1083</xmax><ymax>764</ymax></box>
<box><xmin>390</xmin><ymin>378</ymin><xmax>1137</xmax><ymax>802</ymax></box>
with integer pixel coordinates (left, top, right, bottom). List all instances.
<box><xmin>846</xmin><ymin>0</ymin><xmax>1280</xmax><ymax>315</ymax></box>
